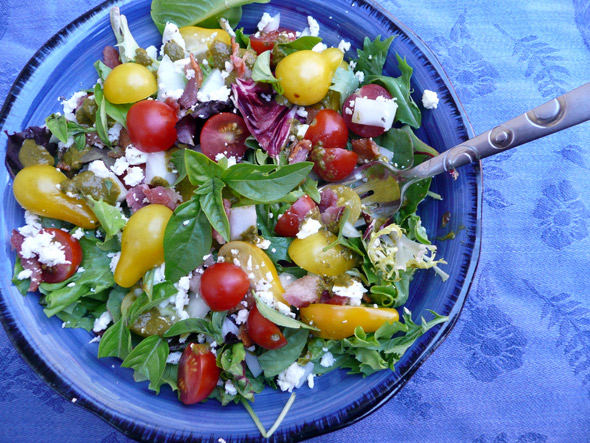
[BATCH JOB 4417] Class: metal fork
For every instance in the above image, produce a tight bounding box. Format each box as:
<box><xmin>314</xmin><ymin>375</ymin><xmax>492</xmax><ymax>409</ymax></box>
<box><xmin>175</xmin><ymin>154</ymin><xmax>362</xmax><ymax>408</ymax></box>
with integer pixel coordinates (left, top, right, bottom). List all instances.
<box><xmin>337</xmin><ymin>82</ymin><xmax>590</xmax><ymax>219</ymax></box>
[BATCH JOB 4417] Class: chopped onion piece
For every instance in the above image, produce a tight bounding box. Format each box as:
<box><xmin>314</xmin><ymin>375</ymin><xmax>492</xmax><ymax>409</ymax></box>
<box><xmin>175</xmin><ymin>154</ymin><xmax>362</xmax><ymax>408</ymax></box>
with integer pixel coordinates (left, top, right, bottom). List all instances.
<box><xmin>229</xmin><ymin>205</ymin><xmax>257</xmax><ymax>240</ymax></box>
<box><xmin>145</xmin><ymin>151</ymin><xmax>177</xmax><ymax>186</ymax></box>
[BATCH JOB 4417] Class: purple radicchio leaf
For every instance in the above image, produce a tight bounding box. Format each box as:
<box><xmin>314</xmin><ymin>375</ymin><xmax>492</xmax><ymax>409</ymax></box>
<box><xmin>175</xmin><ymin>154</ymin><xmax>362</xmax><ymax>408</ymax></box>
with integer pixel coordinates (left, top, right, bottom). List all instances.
<box><xmin>5</xmin><ymin>126</ymin><xmax>57</xmax><ymax>178</ymax></box>
<box><xmin>232</xmin><ymin>78</ymin><xmax>296</xmax><ymax>157</ymax></box>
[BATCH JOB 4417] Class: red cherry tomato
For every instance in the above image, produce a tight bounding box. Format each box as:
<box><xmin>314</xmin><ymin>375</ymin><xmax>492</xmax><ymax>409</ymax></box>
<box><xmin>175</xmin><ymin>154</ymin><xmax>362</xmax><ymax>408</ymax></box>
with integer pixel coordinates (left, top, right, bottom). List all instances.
<box><xmin>305</xmin><ymin>109</ymin><xmax>349</xmax><ymax>149</ymax></box>
<box><xmin>342</xmin><ymin>84</ymin><xmax>393</xmax><ymax>138</ymax></box>
<box><xmin>40</xmin><ymin>228</ymin><xmax>83</xmax><ymax>284</ymax></box>
<box><xmin>249</xmin><ymin>28</ymin><xmax>296</xmax><ymax>55</ymax></box>
<box><xmin>126</xmin><ymin>100</ymin><xmax>178</xmax><ymax>153</ymax></box>
<box><xmin>200</xmin><ymin>262</ymin><xmax>250</xmax><ymax>311</ymax></box>
<box><xmin>274</xmin><ymin>195</ymin><xmax>317</xmax><ymax>237</ymax></box>
<box><xmin>200</xmin><ymin>113</ymin><xmax>250</xmax><ymax>162</ymax></box>
<box><xmin>178</xmin><ymin>343</ymin><xmax>220</xmax><ymax>405</ymax></box>
<box><xmin>247</xmin><ymin>305</ymin><xmax>287</xmax><ymax>350</ymax></box>
<box><xmin>311</xmin><ymin>147</ymin><xmax>358</xmax><ymax>182</ymax></box>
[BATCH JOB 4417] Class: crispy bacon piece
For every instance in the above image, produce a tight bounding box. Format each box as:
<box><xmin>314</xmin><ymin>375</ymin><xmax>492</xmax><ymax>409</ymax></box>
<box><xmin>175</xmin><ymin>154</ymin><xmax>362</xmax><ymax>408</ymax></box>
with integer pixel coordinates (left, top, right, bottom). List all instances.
<box><xmin>319</xmin><ymin>187</ymin><xmax>338</xmax><ymax>212</ymax></box>
<box><xmin>282</xmin><ymin>275</ymin><xmax>321</xmax><ymax>308</ymax></box>
<box><xmin>351</xmin><ymin>138</ymin><xmax>381</xmax><ymax>162</ymax></box>
<box><xmin>319</xmin><ymin>290</ymin><xmax>348</xmax><ymax>305</ymax></box>
<box><xmin>288</xmin><ymin>139</ymin><xmax>312</xmax><ymax>164</ymax></box>
<box><xmin>230</xmin><ymin>37</ymin><xmax>247</xmax><ymax>79</ymax></box>
<box><xmin>126</xmin><ymin>184</ymin><xmax>181</xmax><ymax>213</ymax></box>
<box><xmin>189</xmin><ymin>53</ymin><xmax>204</xmax><ymax>88</ymax></box>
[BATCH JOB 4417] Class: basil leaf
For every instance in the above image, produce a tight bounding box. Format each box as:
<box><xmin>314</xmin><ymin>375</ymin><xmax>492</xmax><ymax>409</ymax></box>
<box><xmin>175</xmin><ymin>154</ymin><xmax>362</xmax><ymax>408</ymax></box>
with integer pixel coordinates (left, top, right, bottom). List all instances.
<box><xmin>170</xmin><ymin>149</ymin><xmax>187</xmax><ymax>185</ymax></box>
<box><xmin>300</xmin><ymin>177</ymin><xmax>321</xmax><ymax>203</ymax></box>
<box><xmin>185</xmin><ymin>149</ymin><xmax>223</xmax><ymax>186</ymax></box>
<box><xmin>253</xmin><ymin>294</ymin><xmax>318</xmax><ymax>330</ymax></box>
<box><xmin>258</xmin><ymin>328</ymin><xmax>309</xmax><ymax>377</ymax></box>
<box><xmin>235</xmin><ymin>27</ymin><xmax>250</xmax><ymax>48</ymax></box>
<box><xmin>11</xmin><ymin>258</ymin><xmax>31</xmax><ymax>296</ymax></box>
<box><xmin>104</xmin><ymin>101</ymin><xmax>132</xmax><ymax>128</ymax></box>
<box><xmin>251</xmin><ymin>50</ymin><xmax>283</xmax><ymax>94</ymax></box>
<box><xmin>377</xmin><ymin>128</ymin><xmax>414</xmax><ymax>170</ymax></box>
<box><xmin>196</xmin><ymin>6</ymin><xmax>243</xmax><ymax>28</ymax></box>
<box><xmin>93</xmin><ymin>84</ymin><xmax>112</xmax><ymax>147</ymax></box>
<box><xmin>366</xmin><ymin>54</ymin><xmax>422</xmax><ymax>129</ymax></box>
<box><xmin>45</xmin><ymin>113</ymin><xmax>68</xmax><ymax>144</ymax></box>
<box><xmin>86</xmin><ymin>197</ymin><xmax>127</xmax><ymax>240</ymax></box>
<box><xmin>196</xmin><ymin>178</ymin><xmax>230</xmax><ymax>242</ymax></box>
<box><xmin>163</xmin><ymin>312</ymin><xmax>226</xmax><ymax>343</ymax></box>
<box><xmin>151</xmin><ymin>0</ymin><xmax>269</xmax><ymax>33</ymax></box>
<box><xmin>98</xmin><ymin>318</ymin><xmax>132</xmax><ymax>359</ymax></box>
<box><xmin>329</xmin><ymin>66</ymin><xmax>360</xmax><ymax>107</ymax></box>
<box><xmin>220</xmin><ymin>343</ymin><xmax>246</xmax><ymax>377</ymax></box>
<box><xmin>355</xmin><ymin>35</ymin><xmax>395</xmax><ymax>77</ymax></box>
<box><xmin>94</xmin><ymin>60</ymin><xmax>112</xmax><ymax>81</ymax></box>
<box><xmin>106</xmin><ymin>286</ymin><xmax>127</xmax><ymax>323</ymax></box>
<box><xmin>276</xmin><ymin>36</ymin><xmax>322</xmax><ymax>55</ymax></box>
<box><xmin>222</xmin><ymin>162</ymin><xmax>313</xmax><ymax>203</ymax></box>
<box><xmin>42</xmin><ymin>237</ymin><xmax>115</xmax><ymax>317</ymax></box>
<box><xmin>122</xmin><ymin>335</ymin><xmax>169</xmax><ymax>394</ymax></box>
<box><xmin>164</xmin><ymin>198</ymin><xmax>212</xmax><ymax>282</ymax></box>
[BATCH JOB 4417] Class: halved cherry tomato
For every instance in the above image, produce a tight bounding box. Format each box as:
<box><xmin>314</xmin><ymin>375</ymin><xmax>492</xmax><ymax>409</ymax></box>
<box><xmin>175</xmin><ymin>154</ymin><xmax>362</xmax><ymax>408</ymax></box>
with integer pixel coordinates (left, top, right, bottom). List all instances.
<box><xmin>39</xmin><ymin>228</ymin><xmax>83</xmax><ymax>283</ymax></box>
<box><xmin>178</xmin><ymin>343</ymin><xmax>220</xmax><ymax>405</ymax></box>
<box><xmin>274</xmin><ymin>195</ymin><xmax>317</xmax><ymax>237</ymax></box>
<box><xmin>247</xmin><ymin>305</ymin><xmax>287</xmax><ymax>350</ymax></box>
<box><xmin>200</xmin><ymin>113</ymin><xmax>250</xmax><ymax>161</ymax></box>
<box><xmin>311</xmin><ymin>147</ymin><xmax>358</xmax><ymax>182</ymax></box>
<box><xmin>342</xmin><ymin>84</ymin><xmax>393</xmax><ymax>138</ymax></box>
<box><xmin>200</xmin><ymin>262</ymin><xmax>250</xmax><ymax>311</ymax></box>
<box><xmin>249</xmin><ymin>28</ymin><xmax>295</xmax><ymax>55</ymax></box>
<box><xmin>305</xmin><ymin>109</ymin><xmax>349</xmax><ymax>149</ymax></box>
<box><xmin>126</xmin><ymin>100</ymin><xmax>178</xmax><ymax>153</ymax></box>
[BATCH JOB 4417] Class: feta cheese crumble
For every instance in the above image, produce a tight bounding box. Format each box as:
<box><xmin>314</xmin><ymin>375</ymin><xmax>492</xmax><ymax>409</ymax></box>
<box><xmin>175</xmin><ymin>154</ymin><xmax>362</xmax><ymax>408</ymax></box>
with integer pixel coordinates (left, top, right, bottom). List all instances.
<box><xmin>422</xmin><ymin>89</ymin><xmax>439</xmax><ymax>109</ymax></box>
<box><xmin>61</xmin><ymin>91</ymin><xmax>86</xmax><ymax>121</ymax></box>
<box><xmin>338</xmin><ymin>40</ymin><xmax>351</xmax><ymax>53</ymax></box>
<box><xmin>277</xmin><ymin>362</ymin><xmax>306</xmax><ymax>392</ymax></box>
<box><xmin>108</xmin><ymin>252</ymin><xmax>121</xmax><ymax>274</ymax></box>
<box><xmin>93</xmin><ymin>310</ymin><xmax>112</xmax><ymax>333</ymax></box>
<box><xmin>332</xmin><ymin>279</ymin><xmax>367</xmax><ymax>306</ymax></box>
<box><xmin>307</xmin><ymin>16</ymin><xmax>320</xmax><ymax>37</ymax></box>
<box><xmin>125</xmin><ymin>145</ymin><xmax>148</xmax><ymax>165</ymax></box>
<box><xmin>166</xmin><ymin>351</ymin><xmax>183</xmax><ymax>365</ymax></box>
<box><xmin>224</xmin><ymin>380</ymin><xmax>238</xmax><ymax>396</ymax></box>
<box><xmin>20</xmin><ymin>231</ymin><xmax>69</xmax><ymax>266</ymax></box>
<box><xmin>124</xmin><ymin>166</ymin><xmax>144</xmax><ymax>187</ymax></box>
<box><xmin>296</xmin><ymin>218</ymin><xmax>322</xmax><ymax>239</ymax></box>
<box><xmin>320</xmin><ymin>351</ymin><xmax>336</xmax><ymax>367</ymax></box>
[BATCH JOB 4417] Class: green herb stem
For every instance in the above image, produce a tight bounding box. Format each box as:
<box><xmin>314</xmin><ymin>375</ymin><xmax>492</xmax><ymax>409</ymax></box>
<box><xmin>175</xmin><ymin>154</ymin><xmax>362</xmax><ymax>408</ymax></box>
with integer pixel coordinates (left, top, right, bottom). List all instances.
<box><xmin>240</xmin><ymin>398</ymin><xmax>268</xmax><ymax>438</ymax></box>
<box><xmin>266</xmin><ymin>392</ymin><xmax>296</xmax><ymax>438</ymax></box>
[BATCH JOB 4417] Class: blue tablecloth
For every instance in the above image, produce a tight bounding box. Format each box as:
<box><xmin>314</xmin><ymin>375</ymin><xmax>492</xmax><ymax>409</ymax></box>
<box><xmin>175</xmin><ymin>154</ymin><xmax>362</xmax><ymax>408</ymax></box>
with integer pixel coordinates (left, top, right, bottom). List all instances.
<box><xmin>1</xmin><ymin>0</ymin><xmax>589</xmax><ymax>441</ymax></box>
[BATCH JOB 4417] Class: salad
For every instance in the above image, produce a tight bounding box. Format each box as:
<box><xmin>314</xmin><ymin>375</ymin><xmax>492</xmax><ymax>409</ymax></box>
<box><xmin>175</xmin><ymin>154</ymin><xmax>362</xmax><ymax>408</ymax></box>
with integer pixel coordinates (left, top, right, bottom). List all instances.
<box><xmin>5</xmin><ymin>0</ymin><xmax>449</xmax><ymax>436</ymax></box>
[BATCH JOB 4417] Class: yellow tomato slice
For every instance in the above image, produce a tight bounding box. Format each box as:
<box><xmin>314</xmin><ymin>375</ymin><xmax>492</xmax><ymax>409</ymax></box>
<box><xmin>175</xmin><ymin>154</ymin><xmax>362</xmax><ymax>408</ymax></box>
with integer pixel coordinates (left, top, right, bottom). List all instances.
<box><xmin>300</xmin><ymin>304</ymin><xmax>399</xmax><ymax>339</ymax></box>
<box><xmin>218</xmin><ymin>241</ymin><xmax>287</xmax><ymax>305</ymax></box>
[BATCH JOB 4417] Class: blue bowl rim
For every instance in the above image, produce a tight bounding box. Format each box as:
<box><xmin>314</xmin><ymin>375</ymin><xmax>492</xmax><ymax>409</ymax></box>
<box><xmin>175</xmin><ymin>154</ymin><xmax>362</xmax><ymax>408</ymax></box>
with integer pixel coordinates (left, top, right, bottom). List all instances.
<box><xmin>0</xmin><ymin>0</ymin><xmax>482</xmax><ymax>441</ymax></box>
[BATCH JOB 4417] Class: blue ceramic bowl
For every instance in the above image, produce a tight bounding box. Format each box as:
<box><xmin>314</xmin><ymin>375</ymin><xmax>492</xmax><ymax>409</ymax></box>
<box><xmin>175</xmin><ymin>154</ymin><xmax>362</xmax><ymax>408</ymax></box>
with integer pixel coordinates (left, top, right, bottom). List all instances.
<box><xmin>0</xmin><ymin>0</ymin><xmax>481</xmax><ymax>441</ymax></box>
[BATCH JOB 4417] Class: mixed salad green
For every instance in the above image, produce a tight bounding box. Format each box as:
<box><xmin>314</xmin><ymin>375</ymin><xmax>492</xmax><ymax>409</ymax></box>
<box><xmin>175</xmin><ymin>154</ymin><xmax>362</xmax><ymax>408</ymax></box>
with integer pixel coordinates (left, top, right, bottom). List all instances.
<box><xmin>6</xmin><ymin>0</ymin><xmax>448</xmax><ymax>436</ymax></box>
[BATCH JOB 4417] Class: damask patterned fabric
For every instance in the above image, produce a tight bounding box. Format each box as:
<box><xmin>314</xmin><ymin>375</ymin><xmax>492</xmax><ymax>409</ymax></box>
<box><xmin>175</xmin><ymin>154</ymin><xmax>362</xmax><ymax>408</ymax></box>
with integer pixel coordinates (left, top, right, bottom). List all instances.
<box><xmin>1</xmin><ymin>0</ymin><xmax>589</xmax><ymax>441</ymax></box>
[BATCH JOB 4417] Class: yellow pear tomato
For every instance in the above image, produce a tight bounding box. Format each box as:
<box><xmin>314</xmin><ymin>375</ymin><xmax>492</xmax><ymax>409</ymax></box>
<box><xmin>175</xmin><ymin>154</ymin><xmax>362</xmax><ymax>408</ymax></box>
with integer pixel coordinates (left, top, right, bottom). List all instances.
<box><xmin>276</xmin><ymin>48</ymin><xmax>344</xmax><ymax>106</ymax></box>
<box><xmin>13</xmin><ymin>165</ymin><xmax>98</xmax><ymax>229</ymax></box>
<box><xmin>104</xmin><ymin>63</ymin><xmax>157</xmax><ymax>104</ymax></box>
<box><xmin>300</xmin><ymin>304</ymin><xmax>399</xmax><ymax>339</ymax></box>
<box><xmin>114</xmin><ymin>204</ymin><xmax>173</xmax><ymax>288</ymax></box>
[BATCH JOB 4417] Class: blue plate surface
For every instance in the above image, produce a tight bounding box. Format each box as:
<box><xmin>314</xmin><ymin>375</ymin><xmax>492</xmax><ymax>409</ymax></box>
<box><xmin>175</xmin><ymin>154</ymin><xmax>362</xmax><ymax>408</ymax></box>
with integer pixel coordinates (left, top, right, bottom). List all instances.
<box><xmin>0</xmin><ymin>0</ymin><xmax>480</xmax><ymax>441</ymax></box>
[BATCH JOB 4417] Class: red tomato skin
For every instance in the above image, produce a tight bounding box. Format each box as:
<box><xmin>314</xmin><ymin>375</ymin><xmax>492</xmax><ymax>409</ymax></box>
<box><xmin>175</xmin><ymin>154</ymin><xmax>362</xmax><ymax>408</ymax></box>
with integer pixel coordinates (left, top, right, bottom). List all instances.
<box><xmin>342</xmin><ymin>84</ymin><xmax>393</xmax><ymax>138</ymax></box>
<box><xmin>200</xmin><ymin>263</ymin><xmax>250</xmax><ymax>311</ymax></box>
<box><xmin>126</xmin><ymin>100</ymin><xmax>178</xmax><ymax>153</ymax></box>
<box><xmin>311</xmin><ymin>147</ymin><xmax>358</xmax><ymax>182</ymax></box>
<box><xmin>178</xmin><ymin>343</ymin><xmax>220</xmax><ymax>405</ymax></box>
<box><xmin>305</xmin><ymin>109</ymin><xmax>349</xmax><ymax>149</ymax></box>
<box><xmin>200</xmin><ymin>113</ymin><xmax>250</xmax><ymax>162</ymax></box>
<box><xmin>40</xmin><ymin>228</ymin><xmax>83</xmax><ymax>283</ymax></box>
<box><xmin>274</xmin><ymin>195</ymin><xmax>317</xmax><ymax>237</ymax></box>
<box><xmin>249</xmin><ymin>28</ymin><xmax>296</xmax><ymax>55</ymax></box>
<box><xmin>247</xmin><ymin>305</ymin><xmax>288</xmax><ymax>350</ymax></box>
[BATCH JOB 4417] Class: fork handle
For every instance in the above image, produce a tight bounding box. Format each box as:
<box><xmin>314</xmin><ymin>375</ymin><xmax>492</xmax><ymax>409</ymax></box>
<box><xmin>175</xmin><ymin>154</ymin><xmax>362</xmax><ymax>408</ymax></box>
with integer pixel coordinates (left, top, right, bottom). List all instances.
<box><xmin>409</xmin><ymin>82</ymin><xmax>590</xmax><ymax>180</ymax></box>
